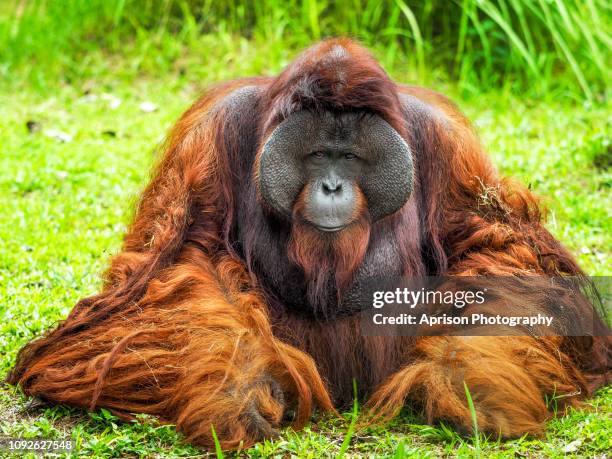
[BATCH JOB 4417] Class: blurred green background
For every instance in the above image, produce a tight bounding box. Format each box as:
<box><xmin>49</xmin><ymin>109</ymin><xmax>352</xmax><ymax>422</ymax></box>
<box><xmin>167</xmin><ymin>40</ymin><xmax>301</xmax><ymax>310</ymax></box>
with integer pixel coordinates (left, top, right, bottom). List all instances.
<box><xmin>1</xmin><ymin>0</ymin><xmax>610</xmax><ymax>98</ymax></box>
<box><xmin>0</xmin><ymin>1</ymin><xmax>610</xmax><ymax>457</ymax></box>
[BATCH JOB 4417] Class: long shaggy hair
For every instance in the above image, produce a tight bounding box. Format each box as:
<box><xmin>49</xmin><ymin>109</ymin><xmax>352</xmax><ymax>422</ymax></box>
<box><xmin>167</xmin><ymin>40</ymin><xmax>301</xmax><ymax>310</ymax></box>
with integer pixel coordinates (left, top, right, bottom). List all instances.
<box><xmin>288</xmin><ymin>184</ymin><xmax>370</xmax><ymax>313</ymax></box>
<box><xmin>7</xmin><ymin>38</ymin><xmax>610</xmax><ymax>449</ymax></box>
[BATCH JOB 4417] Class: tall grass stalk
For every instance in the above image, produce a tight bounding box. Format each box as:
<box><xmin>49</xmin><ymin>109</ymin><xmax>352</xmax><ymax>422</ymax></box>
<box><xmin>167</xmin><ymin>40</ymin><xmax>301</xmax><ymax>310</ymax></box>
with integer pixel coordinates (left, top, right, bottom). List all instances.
<box><xmin>210</xmin><ymin>424</ymin><xmax>224</xmax><ymax>459</ymax></box>
<box><xmin>463</xmin><ymin>381</ymin><xmax>481</xmax><ymax>457</ymax></box>
<box><xmin>337</xmin><ymin>379</ymin><xmax>359</xmax><ymax>458</ymax></box>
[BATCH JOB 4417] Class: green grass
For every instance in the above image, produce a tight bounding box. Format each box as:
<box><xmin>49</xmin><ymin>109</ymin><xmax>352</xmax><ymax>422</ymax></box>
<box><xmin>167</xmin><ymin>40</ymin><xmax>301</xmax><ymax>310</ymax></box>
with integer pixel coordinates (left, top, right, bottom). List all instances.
<box><xmin>0</xmin><ymin>2</ymin><xmax>611</xmax><ymax>457</ymax></box>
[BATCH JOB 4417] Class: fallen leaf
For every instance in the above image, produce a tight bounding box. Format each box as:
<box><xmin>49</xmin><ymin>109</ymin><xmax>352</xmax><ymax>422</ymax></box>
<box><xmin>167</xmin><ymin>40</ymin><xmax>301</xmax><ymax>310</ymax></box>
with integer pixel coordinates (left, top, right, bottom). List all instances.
<box><xmin>139</xmin><ymin>101</ymin><xmax>158</xmax><ymax>113</ymax></box>
<box><xmin>563</xmin><ymin>439</ymin><xmax>582</xmax><ymax>453</ymax></box>
<box><xmin>101</xmin><ymin>93</ymin><xmax>122</xmax><ymax>109</ymax></box>
<box><xmin>80</xmin><ymin>93</ymin><xmax>98</xmax><ymax>103</ymax></box>
<box><xmin>43</xmin><ymin>129</ymin><xmax>73</xmax><ymax>143</ymax></box>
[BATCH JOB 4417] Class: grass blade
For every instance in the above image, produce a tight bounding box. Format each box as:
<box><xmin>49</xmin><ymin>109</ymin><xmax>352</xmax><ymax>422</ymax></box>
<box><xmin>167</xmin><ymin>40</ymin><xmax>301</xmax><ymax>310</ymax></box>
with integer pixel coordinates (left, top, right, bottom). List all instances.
<box><xmin>211</xmin><ymin>424</ymin><xmax>224</xmax><ymax>459</ymax></box>
<box><xmin>463</xmin><ymin>381</ymin><xmax>481</xmax><ymax>457</ymax></box>
<box><xmin>337</xmin><ymin>379</ymin><xmax>359</xmax><ymax>458</ymax></box>
<box><xmin>395</xmin><ymin>0</ymin><xmax>425</xmax><ymax>81</ymax></box>
<box><xmin>476</xmin><ymin>0</ymin><xmax>541</xmax><ymax>80</ymax></box>
<box><xmin>393</xmin><ymin>437</ymin><xmax>406</xmax><ymax>458</ymax></box>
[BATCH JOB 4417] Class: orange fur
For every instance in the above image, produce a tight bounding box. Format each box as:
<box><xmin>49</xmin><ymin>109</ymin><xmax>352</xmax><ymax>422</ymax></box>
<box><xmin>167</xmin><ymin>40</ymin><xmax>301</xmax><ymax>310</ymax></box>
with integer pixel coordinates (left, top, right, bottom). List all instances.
<box><xmin>7</xmin><ymin>39</ymin><xmax>610</xmax><ymax>449</ymax></box>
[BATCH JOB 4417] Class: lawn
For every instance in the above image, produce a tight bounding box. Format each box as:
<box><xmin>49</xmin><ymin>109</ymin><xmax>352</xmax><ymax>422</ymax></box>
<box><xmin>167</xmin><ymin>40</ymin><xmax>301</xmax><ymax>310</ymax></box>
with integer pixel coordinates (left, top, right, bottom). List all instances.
<box><xmin>0</xmin><ymin>1</ymin><xmax>611</xmax><ymax>456</ymax></box>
